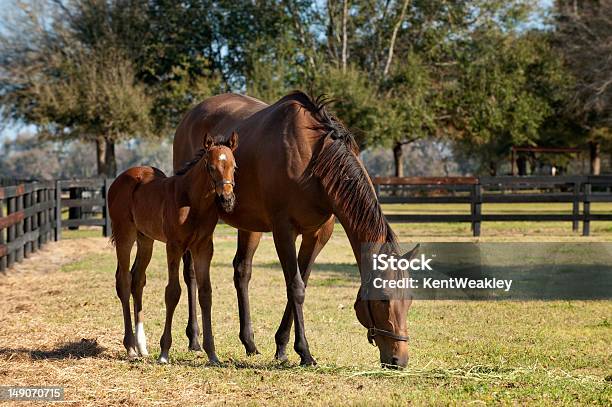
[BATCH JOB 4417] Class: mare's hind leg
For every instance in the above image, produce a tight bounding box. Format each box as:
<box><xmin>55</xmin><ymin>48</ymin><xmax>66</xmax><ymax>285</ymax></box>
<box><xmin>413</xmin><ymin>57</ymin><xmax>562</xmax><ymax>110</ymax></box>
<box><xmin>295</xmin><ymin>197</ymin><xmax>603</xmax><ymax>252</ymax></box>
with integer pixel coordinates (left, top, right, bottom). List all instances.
<box><xmin>131</xmin><ymin>232</ymin><xmax>154</xmax><ymax>357</ymax></box>
<box><xmin>159</xmin><ymin>243</ymin><xmax>183</xmax><ymax>364</ymax></box>
<box><xmin>182</xmin><ymin>251</ymin><xmax>202</xmax><ymax>351</ymax></box>
<box><xmin>275</xmin><ymin>217</ymin><xmax>334</xmax><ymax>362</ymax></box>
<box><xmin>114</xmin><ymin>229</ymin><xmax>138</xmax><ymax>358</ymax></box>
<box><xmin>192</xmin><ymin>237</ymin><xmax>219</xmax><ymax>364</ymax></box>
<box><xmin>233</xmin><ymin>230</ymin><xmax>262</xmax><ymax>356</ymax></box>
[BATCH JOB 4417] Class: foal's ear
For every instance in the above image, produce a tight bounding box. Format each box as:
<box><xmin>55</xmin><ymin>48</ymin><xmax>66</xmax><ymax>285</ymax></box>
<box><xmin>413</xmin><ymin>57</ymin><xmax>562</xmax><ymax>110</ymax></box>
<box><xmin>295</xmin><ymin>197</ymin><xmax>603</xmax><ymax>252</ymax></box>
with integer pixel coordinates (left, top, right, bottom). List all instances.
<box><xmin>228</xmin><ymin>131</ymin><xmax>239</xmax><ymax>151</ymax></box>
<box><xmin>203</xmin><ymin>133</ymin><xmax>214</xmax><ymax>150</ymax></box>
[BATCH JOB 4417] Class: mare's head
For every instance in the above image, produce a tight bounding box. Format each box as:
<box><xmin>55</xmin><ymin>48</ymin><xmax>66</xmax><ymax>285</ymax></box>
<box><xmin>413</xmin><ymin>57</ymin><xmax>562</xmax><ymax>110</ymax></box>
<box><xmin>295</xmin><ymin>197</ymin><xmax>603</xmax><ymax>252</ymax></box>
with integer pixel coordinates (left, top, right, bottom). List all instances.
<box><xmin>353</xmin><ymin>244</ymin><xmax>418</xmax><ymax>369</ymax></box>
<box><xmin>203</xmin><ymin>131</ymin><xmax>238</xmax><ymax>213</ymax></box>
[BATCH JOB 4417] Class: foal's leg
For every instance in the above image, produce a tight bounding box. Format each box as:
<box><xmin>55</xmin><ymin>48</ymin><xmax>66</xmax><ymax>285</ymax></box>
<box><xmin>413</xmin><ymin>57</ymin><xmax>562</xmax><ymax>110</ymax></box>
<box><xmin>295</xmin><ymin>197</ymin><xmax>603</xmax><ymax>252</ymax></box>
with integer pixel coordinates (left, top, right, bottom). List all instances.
<box><xmin>114</xmin><ymin>230</ymin><xmax>137</xmax><ymax>358</ymax></box>
<box><xmin>182</xmin><ymin>251</ymin><xmax>202</xmax><ymax>351</ymax></box>
<box><xmin>159</xmin><ymin>243</ymin><xmax>183</xmax><ymax>364</ymax></box>
<box><xmin>272</xmin><ymin>217</ymin><xmax>316</xmax><ymax>366</ymax></box>
<box><xmin>274</xmin><ymin>218</ymin><xmax>334</xmax><ymax>361</ymax></box>
<box><xmin>192</xmin><ymin>238</ymin><xmax>219</xmax><ymax>364</ymax></box>
<box><xmin>233</xmin><ymin>230</ymin><xmax>262</xmax><ymax>356</ymax></box>
<box><xmin>131</xmin><ymin>233</ymin><xmax>154</xmax><ymax>357</ymax></box>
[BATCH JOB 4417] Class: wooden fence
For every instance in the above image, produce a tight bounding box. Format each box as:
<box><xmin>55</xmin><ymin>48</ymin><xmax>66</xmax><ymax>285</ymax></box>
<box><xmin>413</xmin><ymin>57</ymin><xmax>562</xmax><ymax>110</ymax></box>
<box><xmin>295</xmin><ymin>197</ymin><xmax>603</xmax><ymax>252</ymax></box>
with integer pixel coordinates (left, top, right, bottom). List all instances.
<box><xmin>2</xmin><ymin>176</ymin><xmax>612</xmax><ymax>271</ymax></box>
<box><xmin>0</xmin><ymin>179</ymin><xmax>111</xmax><ymax>272</ymax></box>
<box><xmin>373</xmin><ymin>175</ymin><xmax>612</xmax><ymax>236</ymax></box>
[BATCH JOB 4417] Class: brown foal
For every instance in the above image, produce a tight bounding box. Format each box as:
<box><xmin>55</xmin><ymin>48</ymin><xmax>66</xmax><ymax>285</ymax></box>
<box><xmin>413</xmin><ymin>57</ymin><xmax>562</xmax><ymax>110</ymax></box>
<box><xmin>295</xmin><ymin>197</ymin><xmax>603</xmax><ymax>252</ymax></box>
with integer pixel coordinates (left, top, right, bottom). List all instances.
<box><xmin>108</xmin><ymin>133</ymin><xmax>238</xmax><ymax>364</ymax></box>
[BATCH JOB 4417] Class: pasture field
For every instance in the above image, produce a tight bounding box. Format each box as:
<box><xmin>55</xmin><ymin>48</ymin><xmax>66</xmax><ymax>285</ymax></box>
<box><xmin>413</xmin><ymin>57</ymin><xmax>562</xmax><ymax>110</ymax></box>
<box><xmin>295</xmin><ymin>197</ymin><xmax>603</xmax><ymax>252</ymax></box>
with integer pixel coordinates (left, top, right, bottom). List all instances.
<box><xmin>1</xmin><ymin>210</ymin><xmax>611</xmax><ymax>405</ymax></box>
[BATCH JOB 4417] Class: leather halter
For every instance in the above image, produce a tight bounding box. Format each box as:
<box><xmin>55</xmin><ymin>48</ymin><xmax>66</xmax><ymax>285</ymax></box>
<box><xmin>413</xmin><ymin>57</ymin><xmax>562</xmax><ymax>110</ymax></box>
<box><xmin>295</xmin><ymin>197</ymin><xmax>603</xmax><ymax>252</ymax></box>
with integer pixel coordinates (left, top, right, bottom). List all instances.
<box><xmin>365</xmin><ymin>297</ymin><xmax>409</xmax><ymax>345</ymax></box>
<box><xmin>203</xmin><ymin>156</ymin><xmax>235</xmax><ymax>190</ymax></box>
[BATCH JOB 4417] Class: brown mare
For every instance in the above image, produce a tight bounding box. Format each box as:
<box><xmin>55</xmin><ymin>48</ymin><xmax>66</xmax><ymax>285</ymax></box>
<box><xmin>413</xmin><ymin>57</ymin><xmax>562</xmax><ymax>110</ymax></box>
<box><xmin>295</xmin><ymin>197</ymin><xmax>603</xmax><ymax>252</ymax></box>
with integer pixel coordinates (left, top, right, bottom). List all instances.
<box><xmin>108</xmin><ymin>133</ymin><xmax>238</xmax><ymax>364</ymax></box>
<box><xmin>174</xmin><ymin>92</ymin><xmax>412</xmax><ymax>368</ymax></box>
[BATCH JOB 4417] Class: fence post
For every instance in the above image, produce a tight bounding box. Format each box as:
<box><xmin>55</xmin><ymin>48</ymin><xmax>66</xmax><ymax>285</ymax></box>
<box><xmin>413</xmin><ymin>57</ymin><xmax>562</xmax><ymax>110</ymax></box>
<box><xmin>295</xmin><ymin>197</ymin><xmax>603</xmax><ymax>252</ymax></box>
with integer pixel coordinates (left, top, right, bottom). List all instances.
<box><xmin>7</xmin><ymin>197</ymin><xmax>16</xmax><ymax>268</ymax></box>
<box><xmin>471</xmin><ymin>183</ymin><xmax>482</xmax><ymax>237</ymax></box>
<box><xmin>23</xmin><ymin>191</ymin><xmax>32</xmax><ymax>258</ymax></box>
<box><xmin>36</xmin><ymin>190</ymin><xmax>44</xmax><ymax>248</ymax></box>
<box><xmin>572</xmin><ymin>181</ymin><xmax>580</xmax><ymax>232</ymax></box>
<box><xmin>15</xmin><ymin>191</ymin><xmax>24</xmax><ymax>262</ymax></box>
<box><xmin>0</xmin><ymin>193</ymin><xmax>5</xmax><ymax>272</ymax></box>
<box><xmin>103</xmin><ymin>178</ymin><xmax>112</xmax><ymax>238</ymax></box>
<box><xmin>47</xmin><ymin>187</ymin><xmax>54</xmax><ymax>242</ymax></box>
<box><xmin>68</xmin><ymin>187</ymin><xmax>82</xmax><ymax>230</ymax></box>
<box><xmin>583</xmin><ymin>182</ymin><xmax>591</xmax><ymax>236</ymax></box>
<box><xmin>55</xmin><ymin>181</ymin><xmax>62</xmax><ymax>241</ymax></box>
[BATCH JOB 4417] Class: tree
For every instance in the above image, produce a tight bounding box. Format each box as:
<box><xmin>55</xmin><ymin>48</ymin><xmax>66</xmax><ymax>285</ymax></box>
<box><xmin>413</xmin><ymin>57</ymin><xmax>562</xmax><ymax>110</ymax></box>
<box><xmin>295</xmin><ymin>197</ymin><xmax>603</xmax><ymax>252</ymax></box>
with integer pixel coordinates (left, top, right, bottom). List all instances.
<box><xmin>554</xmin><ymin>0</ymin><xmax>612</xmax><ymax>174</ymax></box>
<box><xmin>447</xmin><ymin>28</ymin><xmax>570</xmax><ymax>175</ymax></box>
<box><xmin>0</xmin><ymin>1</ymin><xmax>151</xmax><ymax>177</ymax></box>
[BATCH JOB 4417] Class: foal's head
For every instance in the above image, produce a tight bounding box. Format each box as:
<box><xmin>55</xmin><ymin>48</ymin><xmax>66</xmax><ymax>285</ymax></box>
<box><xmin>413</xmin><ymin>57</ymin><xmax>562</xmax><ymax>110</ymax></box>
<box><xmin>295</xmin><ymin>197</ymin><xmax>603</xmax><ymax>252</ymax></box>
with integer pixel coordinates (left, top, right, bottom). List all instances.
<box><xmin>203</xmin><ymin>132</ymin><xmax>238</xmax><ymax>213</ymax></box>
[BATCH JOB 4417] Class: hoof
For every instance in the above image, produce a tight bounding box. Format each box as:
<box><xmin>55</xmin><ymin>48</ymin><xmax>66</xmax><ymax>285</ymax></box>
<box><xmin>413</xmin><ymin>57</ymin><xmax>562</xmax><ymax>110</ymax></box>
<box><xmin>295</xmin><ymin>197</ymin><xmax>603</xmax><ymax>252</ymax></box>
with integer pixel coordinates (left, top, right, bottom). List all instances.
<box><xmin>137</xmin><ymin>345</ymin><xmax>149</xmax><ymax>357</ymax></box>
<box><xmin>300</xmin><ymin>356</ymin><xmax>317</xmax><ymax>366</ymax></box>
<box><xmin>274</xmin><ymin>352</ymin><xmax>289</xmax><ymax>363</ymax></box>
<box><xmin>127</xmin><ymin>347</ymin><xmax>139</xmax><ymax>360</ymax></box>
<box><xmin>207</xmin><ymin>356</ymin><xmax>221</xmax><ymax>366</ymax></box>
<box><xmin>158</xmin><ymin>355</ymin><xmax>169</xmax><ymax>364</ymax></box>
<box><xmin>188</xmin><ymin>342</ymin><xmax>203</xmax><ymax>352</ymax></box>
<box><xmin>246</xmin><ymin>347</ymin><xmax>260</xmax><ymax>357</ymax></box>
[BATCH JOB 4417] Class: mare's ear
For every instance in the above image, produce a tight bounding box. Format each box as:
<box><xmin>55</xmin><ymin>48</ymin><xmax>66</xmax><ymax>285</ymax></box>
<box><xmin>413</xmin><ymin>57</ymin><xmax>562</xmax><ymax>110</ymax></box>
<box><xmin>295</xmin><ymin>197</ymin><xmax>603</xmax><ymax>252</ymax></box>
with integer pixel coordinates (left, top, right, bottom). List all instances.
<box><xmin>401</xmin><ymin>243</ymin><xmax>420</xmax><ymax>261</ymax></box>
<box><xmin>203</xmin><ymin>133</ymin><xmax>214</xmax><ymax>150</ymax></box>
<box><xmin>227</xmin><ymin>131</ymin><xmax>239</xmax><ymax>151</ymax></box>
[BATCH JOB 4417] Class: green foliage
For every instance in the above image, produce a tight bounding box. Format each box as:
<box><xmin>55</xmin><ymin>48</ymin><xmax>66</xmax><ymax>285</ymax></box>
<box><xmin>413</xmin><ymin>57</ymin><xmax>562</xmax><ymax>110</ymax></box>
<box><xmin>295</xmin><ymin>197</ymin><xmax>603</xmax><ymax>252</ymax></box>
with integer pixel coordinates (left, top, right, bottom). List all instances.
<box><xmin>312</xmin><ymin>66</ymin><xmax>380</xmax><ymax>148</ymax></box>
<box><xmin>449</xmin><ymin>31</ymin><xmax>572</xmax><ymax>172</ymax></box>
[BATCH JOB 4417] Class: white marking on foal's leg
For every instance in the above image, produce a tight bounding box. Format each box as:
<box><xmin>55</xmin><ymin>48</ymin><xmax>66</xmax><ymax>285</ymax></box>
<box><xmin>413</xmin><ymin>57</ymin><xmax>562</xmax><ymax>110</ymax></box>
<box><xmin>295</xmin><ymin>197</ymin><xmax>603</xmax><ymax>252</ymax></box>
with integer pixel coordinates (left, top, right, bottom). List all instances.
<box><xmin>158</xmin><ymin>352</ymin><xmax>169</xmax><ymax>364</ymax></box>
<box><xmin>135</xmin><ymin>322</ymin><xmax>148</xmax><ymax>357</ymax></box>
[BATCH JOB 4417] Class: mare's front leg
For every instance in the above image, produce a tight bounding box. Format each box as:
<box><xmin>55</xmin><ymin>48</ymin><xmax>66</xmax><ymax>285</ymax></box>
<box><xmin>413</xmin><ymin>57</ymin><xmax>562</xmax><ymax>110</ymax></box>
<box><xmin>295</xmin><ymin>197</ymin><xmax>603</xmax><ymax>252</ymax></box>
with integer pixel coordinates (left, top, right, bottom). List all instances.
<box><xmin>275</xmin><ymin>218</ymin><xmax>334</xmax><ymax>361</ymax></box>
<box><xmin>233</xmin><ymin>229</ymin><xmax>262</xmax><ymax>356</ymax></box>
<box><xmin>182</xmin><ymin>251</ymin><xmax>202</xmax><ymax>351</ymax></box>
<box><xmin>192</xmin><ymin>237</ymin><xmax>219</xmax><ymax>363</ymax></box>
<box><xmin>159</xmin><ymin>243</ymin><xmax>183</xmax><ymax>364</ymax></box>
<box><xmin>272</xmin><ymin>218</ymin><xmax>316</xmax><ymax>366</ymax></box>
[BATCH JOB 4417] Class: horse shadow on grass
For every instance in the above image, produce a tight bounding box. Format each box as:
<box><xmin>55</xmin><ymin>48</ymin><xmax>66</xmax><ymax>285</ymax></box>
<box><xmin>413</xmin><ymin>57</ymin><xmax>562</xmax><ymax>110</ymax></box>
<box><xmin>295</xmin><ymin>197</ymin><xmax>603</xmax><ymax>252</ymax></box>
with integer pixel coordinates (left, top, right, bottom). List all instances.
<box><xmin>257</xmin><ymin>261</ymin><xmax>360</xmax><ymax>281</ymax></box>
<box><xmin>155</xmin><ymin>356</ymin><xmax>331</xmax><ymax>372</ymax></box>
<box><xmin>0</xmin><ymin>338</ymin><xmax>105</xmax><ymax>360</ymax></box>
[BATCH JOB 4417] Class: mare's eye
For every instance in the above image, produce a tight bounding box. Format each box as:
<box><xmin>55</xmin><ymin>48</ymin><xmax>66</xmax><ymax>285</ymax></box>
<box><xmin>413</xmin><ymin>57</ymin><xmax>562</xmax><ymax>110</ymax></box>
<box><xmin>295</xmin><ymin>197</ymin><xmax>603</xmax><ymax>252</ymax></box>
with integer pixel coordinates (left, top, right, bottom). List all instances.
<box><xmin>208</xmin><ymin>165</ymin><xmax>215</xmax><ymax>172</ymax></box>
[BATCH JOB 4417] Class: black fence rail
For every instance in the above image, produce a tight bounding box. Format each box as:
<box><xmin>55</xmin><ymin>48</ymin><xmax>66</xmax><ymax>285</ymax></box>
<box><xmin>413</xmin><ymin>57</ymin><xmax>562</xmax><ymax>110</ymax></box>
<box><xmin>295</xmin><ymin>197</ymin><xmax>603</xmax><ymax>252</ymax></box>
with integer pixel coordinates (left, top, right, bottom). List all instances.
<box><xmin>373</xmin><ymin>176</ymin><xmax>612</xmax><ymax>236</ymax></box>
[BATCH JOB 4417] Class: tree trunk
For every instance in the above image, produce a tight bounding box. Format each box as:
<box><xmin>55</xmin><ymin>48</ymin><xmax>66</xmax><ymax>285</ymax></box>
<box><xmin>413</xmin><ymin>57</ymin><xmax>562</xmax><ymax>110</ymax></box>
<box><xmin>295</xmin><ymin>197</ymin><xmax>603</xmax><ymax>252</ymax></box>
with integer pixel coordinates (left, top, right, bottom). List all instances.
<box><xmin>489</xmin><ymin>160</ymin><xmax>497</xmax><ymax>176</ymax></box>
<box><xmin>517</xmin><ymin>155</ymin><xmax>527</xmax><ymax>176</ymax></box>
<box><xmin>95</xmin><ymin>137</ymin><xmax>117</xmax><ymax>178</ymax></box>
<box><xmin>96</xmin><ymin>137</ymin><xmax>109</xmax><ymax>177</ymax></box>
<box><xmin>589</xmin><ymin>141</ymin><xmax>601</xmax><ymax>175</ymax></box>
<box><xmin>393</xmin><ymin>141</ymin><xmax>404</xmax><ymax>177</ymax></box>
<box><xmin>341</xmin><ymin>0</ymin><xmax>348</xmax><ymax>72</ymax></box>
<box><xmin>382</xmin><ymin>0</ymin><xmax>409</xmax><ymax>77</ymax></box>
<box><xmin>105</xmin><ymin>139</ymin><xmax>117</xmax><ymax>177</ymax></box>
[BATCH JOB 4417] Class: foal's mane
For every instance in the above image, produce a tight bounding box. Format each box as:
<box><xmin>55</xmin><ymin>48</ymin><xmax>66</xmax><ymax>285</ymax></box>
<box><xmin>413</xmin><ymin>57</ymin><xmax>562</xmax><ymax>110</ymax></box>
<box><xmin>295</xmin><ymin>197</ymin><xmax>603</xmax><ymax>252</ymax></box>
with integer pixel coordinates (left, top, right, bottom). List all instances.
<box><xmin>284</xmin><ymin>91</ymin><xmax>399</xmax><ymax>249</ymax></box>
<box><xmin>174</xmin><ymin>136</ymin><xmax>228</xmax><ymax>176</ymax></box>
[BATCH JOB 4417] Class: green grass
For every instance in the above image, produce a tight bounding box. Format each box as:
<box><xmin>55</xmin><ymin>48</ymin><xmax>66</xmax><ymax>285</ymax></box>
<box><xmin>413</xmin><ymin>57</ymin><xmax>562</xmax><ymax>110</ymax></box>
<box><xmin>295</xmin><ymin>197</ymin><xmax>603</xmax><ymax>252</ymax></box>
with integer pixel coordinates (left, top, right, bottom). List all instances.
<box><xmin>1</xmin><ymin>221</ymin><xmax>611</xmax><ymax>405</ymax></box>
